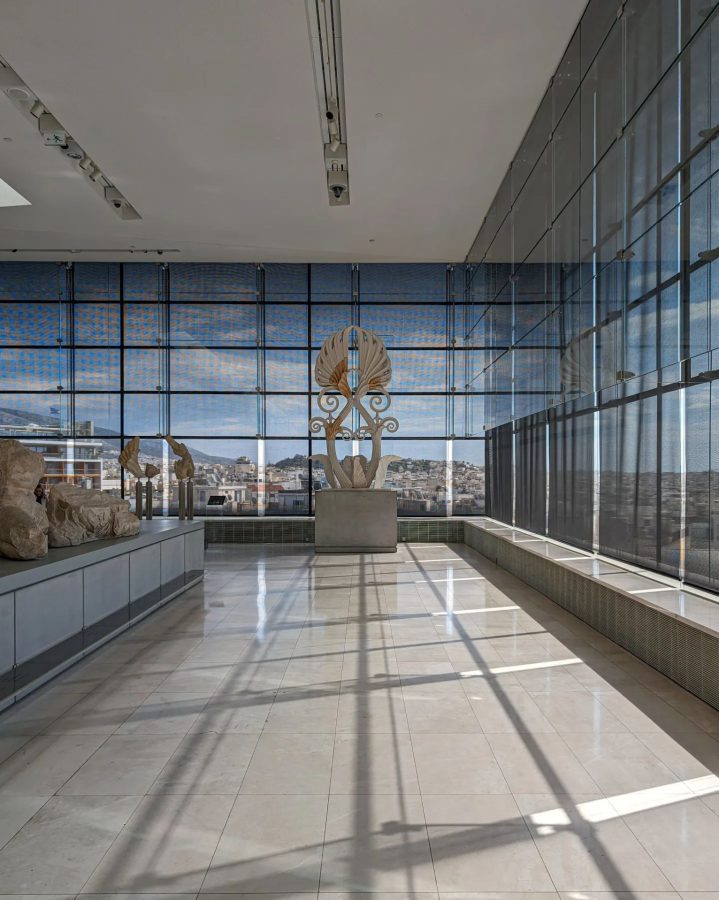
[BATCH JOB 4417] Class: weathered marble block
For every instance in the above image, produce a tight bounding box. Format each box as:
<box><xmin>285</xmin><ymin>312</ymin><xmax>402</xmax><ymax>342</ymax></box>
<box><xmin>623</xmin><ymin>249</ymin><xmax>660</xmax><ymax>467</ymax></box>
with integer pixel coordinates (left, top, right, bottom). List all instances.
<box><xmin>47</xmin><ymin>483</ymin><xmax>140</xmax><ymax>547</ymax></box>
<box><xmin>0</xmin><ymin>439</ymin><xmax>49</xmax><ymax>560</ymax></box>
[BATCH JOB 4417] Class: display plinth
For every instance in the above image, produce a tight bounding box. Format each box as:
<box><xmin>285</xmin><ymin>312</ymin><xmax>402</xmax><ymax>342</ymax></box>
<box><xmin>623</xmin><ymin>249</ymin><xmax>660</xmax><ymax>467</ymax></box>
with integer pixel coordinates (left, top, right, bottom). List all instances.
<box><xmin>315</xmin><ymin>489</ymin><xmax>397</xmax><ymax>553</ymax></box>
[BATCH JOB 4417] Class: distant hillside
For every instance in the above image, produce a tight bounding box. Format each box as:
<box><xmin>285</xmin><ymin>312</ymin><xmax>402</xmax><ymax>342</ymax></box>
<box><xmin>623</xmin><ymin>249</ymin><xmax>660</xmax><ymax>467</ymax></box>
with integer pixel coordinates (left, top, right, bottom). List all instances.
<box><xmin>0</xmin><ymin>408</ymin><xmax>234</xmax><ymax>464</ymax></box>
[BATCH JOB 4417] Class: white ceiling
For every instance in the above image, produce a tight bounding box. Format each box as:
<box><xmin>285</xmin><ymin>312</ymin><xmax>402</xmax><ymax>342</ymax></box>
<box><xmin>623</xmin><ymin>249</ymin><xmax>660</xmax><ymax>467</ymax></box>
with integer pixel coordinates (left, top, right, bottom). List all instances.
<box><xmin>0</xmin><ymin>0</ymin><xmax>584</xmax><ymax>262</ymax></box>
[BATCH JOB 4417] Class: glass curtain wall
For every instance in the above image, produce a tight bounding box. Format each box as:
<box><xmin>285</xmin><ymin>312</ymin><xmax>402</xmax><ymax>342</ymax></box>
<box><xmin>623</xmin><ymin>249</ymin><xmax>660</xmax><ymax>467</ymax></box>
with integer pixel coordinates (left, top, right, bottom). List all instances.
<box><xmin>0</xmin><ymin>261</ymin><xmax>485</xmax><ymax>517</ymax></box>
<box><xmin>469</xmin><ymin>0</ymin><xmax>719</xmax><ymax>590</ymax></box>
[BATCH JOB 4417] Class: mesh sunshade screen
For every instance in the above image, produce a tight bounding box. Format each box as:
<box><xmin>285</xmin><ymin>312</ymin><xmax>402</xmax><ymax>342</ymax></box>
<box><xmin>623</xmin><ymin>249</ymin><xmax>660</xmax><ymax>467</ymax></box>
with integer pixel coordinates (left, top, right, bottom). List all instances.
<box><xmin>264</xmin><ymin>350</ymin><xmax>308</xmax><ymax>392</ymax></box>
<box><xmin>359</xmin><ymin>305</ymin><xmax>448</xmax><ymax>347</ymax></box>
<box><xmin>264</xmin><ymin>305</ymin><xmax>308</xmax><ymax>346</ymax></box>
<box><xmin>74</xmin><ymin>304</ymin><xmax>120</xmax><ymax>345</ymax></box>
<box><xmin>359</xmin><ymin>263</ymin><xmax>447</xmax><ymax>299</ymax></box>
<box><xmin>0</xmin><ymin>303</ymin><xmax>64</xmax><ymax>344</ymax></box>
<box><xmin>124</xmin><ymin>305</ymin><xmax>162</xmax><ymax>346</ymax></box>
<box><xmin>0</xmin><ymin>347</ymin><xmax>66</xmax><ymax>390</ymax></box>
<box><xmin>74</xmin><ymin>349</ymin><xmax>120</xmax><ymax>390</ymax></box>
<box><xmin>74</xmin><ymin>263</ymin><xmax>120</xmax><ymax>301</ymax></box>
<box><xmin>0</xmin><ymin>262</ymin><xmax>65</xmax><ymax>301</ymax></box>
<box><xmin>170</xmin><ymin>304</ymin><xmax>258</xmax><ymax>347</ymax></box>
<box><xmin>170</xmin><ymin>348</ymin><xmax>257</xmax><ymax>392</ymax></box>
<box><xmin>169</xmin><ymin>263</ymin><xmax>257</xmax><ymax>300</ymax></box>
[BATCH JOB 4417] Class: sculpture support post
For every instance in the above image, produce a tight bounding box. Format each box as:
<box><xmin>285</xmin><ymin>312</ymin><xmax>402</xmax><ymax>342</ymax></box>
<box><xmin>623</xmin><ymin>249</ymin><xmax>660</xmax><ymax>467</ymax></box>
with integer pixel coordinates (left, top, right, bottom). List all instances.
<box><xmin>135</xmin><ymin>480</ymin><xmax>144</xmax><ymax>520</ymax></box>
<box><xmin>178</xmin><ymin>480</ymin><xmax>186</xmax><ymax>520</ymax></box>
<box><xmin>145</xmin><ymin>480</ymin><xmax>153</xmax><ymax>520</ymax></box>
<box><xmin>186</xmin><ymin>479</ymin><xmax>194</xmax><ymax>520</ymax></box>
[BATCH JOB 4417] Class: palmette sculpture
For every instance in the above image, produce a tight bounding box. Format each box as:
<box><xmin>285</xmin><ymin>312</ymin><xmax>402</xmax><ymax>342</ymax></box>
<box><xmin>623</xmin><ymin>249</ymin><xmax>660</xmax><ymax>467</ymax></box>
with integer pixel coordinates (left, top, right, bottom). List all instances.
<box><xmin>309</xmin><ymin>325</ymin><xmax>399</xmax><ymax>489</ymax></box>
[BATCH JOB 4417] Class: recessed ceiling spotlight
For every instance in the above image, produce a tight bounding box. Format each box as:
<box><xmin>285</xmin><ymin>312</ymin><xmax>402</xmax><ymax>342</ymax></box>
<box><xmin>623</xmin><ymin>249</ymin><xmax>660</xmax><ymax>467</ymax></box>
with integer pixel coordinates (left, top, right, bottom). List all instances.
<box><xmin>6</xmin><ymin>86</ymin><xmax>32</xmax><ymax>102</ymax></box>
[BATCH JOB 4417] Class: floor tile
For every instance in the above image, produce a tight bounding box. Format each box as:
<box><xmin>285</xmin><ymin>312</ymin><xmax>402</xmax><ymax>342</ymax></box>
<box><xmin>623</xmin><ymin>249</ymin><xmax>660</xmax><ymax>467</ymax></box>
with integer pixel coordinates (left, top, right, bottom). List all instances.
<box><xmin>336</xmin><ymin>686</ymin><xmax>409</xmax><ymax>733</ymax></box>
<box><xmin>516</xmin><ymin>792</ymin><xmax>675</xmax><ymax>892</ymax></box>
<box><xmin>201</xmin><ymin>793</ymin><xmax>327</xmax><ymax>893</ymax></box>
<box><xmin>59</xmin><ymin>734</ymin><xmax>183</xmax><ymax>796</ymax></box>
<box><xmin>0</xmin><ymin>733</ymin><xmax>107</xmax><ymax>796</ymax></box>
<box><xmin>529</xmin><ymin>691</ymin><xmax>630</xmax><ymax>734</ymax></box>
<box><xmin>150</xmin><ymin>732</ymin><xmax>259</xmax><ymax>794</ymax></box>
<box><xmin>116</xmin><ymin>691</ymin><xmax>210</xmax><ymax>735</ymax></box>
<box><xmin>320</xmin><ymin>793</ymin><xmax>437</xmax><ymax>892</ymax></box>
<box><xmin>0</xmin><ymin>690</ymin><xmax>89</xmax><ymax>736</ymax></box>
<box><xmin>485</xmin><ymin>732</ymin><xmax>599</xmax><ymax>794</ymax></box>
<box><xmin>404</xmin><ymin>693</ymin><xmax>482</xmax><ymax>733</ymax></box>
<box><xmin>0</xmin><ymin>795</ymin><xmax>141</xmax><ymax>893</ymax></box>
<box><xmin>191</xmin><ymin>691</ymin><xmax>275</xmax><ymax>734</ymax></box>
<box><xmin>422</xmin><ymin>793</ymin><xmax>555</xmax><ymax>892</ymax></box>
<box><xmin>45</xmin><ymin>690</ymin><xmax>151</xmax><ymax>735</ymax></box>
<box><xmin>330</xmin><ymin>732</ymin><xmax>420</xmax><ymax>794</ymax></box>
<box><xmin>264</xmin><ymin>686</ymin><xmax>340</xmax><ymax>733</ymax></box>
<box><xmin>561</xmin><ymin>731</ymin><xmax>680</xmax><ymax>794</ymax></box>
<box><xmin>83</xmin><ymin>793</ymin><xmax>234</xmax><ymax>893</ymax></box>
<box><xmin>0</xmin><ymin>795</ymin><xmax>50</xmax><ymax>850</ymax></box>
<box><xmin>240</xmin><ymin>731</ymin><xmax>333</xmax><ymax>794</ymax></box>
<box><xmin>411</xmin><ymin>732</ymin><xmax>510</xmax><ymax>794</ymax></box>
<box><xmin>465</xmin><ymin>685</ymin><xmax>556</xmax><ymax>734</ymax></box>
<box><xmin>618</xmin><ymin>790</ymin><xmax>719</xmax><ymax>891</ymax></box>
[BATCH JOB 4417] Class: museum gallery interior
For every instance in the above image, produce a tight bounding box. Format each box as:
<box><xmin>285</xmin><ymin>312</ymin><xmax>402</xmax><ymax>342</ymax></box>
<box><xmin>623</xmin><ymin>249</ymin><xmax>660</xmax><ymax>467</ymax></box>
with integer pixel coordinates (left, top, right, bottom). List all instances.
<box><xmin>3</xmin><ymin>0</ymin><xmax>719</xmax><ymax>895</ymax></box>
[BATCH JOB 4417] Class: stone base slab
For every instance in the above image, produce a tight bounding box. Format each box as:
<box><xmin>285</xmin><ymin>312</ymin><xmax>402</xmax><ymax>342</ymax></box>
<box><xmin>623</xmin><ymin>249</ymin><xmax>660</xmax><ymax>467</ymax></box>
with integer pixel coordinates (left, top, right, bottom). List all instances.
<box><xmin>314</xmin><ymin>489</ymin><xmax>397</xmax><ymax>553</ymax></box>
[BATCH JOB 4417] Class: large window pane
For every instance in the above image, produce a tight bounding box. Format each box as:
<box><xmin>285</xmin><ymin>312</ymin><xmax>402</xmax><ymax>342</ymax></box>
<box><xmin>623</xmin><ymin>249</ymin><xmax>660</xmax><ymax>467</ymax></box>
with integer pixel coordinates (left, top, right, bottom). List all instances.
<box><xmin>265</xmin><ymin>395</ymin><xmax>308</xmax><ymax>436</ymax></box>
<box><xmin>266</xmin><ymin>440</ymin><xmax>310</xmax><ymax>515</ymax></box>
<box><xmin>75</xmin><ymin>394</ymin><xmax>121</xmax><ymax>436</ymax></box>
<box><xmin>453</xmin><ymin>439</ymin><xmax>485</xmax><ymax>514</ymax></box>
<box><xmin>265</xmin><ymin>350</ymin><xmax>308</xmax><ymax>392</ymax></box>
<box><xmin>378</xmin><ymin>439</ymin><xmax>448</xmax><ymax>516</ymax></box>
<box><xmin>0</xmin><ymin>393</ymin><xmax>69</xmax><ymax>436</ymax></box>
<box><xmin>171</xmin><ymin>394</ymin><xmax>258</xmax><ymax>436</ymax></box>
<box><xmin>174</xmin><ymin>439</ymin><xmax>258</xmax><ymax>516</ymax></box>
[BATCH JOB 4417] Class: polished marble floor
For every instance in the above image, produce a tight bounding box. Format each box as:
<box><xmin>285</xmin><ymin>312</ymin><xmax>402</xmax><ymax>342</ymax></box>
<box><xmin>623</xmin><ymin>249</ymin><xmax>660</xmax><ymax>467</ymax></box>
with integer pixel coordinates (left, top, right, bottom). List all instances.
<box><xmin>2</xmin><ymin>542</ymin><xmax>719</xmax><ymax>897</ymax></box>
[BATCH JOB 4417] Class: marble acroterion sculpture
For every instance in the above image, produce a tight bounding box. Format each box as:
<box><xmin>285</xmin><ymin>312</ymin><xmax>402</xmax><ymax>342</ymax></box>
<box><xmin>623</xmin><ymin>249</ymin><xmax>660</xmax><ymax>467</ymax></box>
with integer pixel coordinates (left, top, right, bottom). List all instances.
<box><xmin>0</xmin><ymin>439</ymin><xmax>49</xmax><ymax>559</ymax></box>
<box><xmin>47</xmin><ymin>483</ymin><xmax>140</xmax><ymax>546</ymax></box>
<box><xmin>0</xmin><ymin>438</ymin><xmax>142</xmax><ymax>559</ymax></box>
<box><xmin>310</xmin><ymin>325</ymin><xmax>399</xmax><ymax>488</ymax></box>
<box><xmin>164</xmin><ymin>435</ymin><xmax>195</xmax><ymax>520</ymax></box>
<box><xmin>118</xmin><ymin>436</ymin><xmax>160</xmax><ymax>480</ymax></box>
<box><xmin>118</xmin><ymin>436</ymin><xmax>160</xmax><ymax>519</ymax></box>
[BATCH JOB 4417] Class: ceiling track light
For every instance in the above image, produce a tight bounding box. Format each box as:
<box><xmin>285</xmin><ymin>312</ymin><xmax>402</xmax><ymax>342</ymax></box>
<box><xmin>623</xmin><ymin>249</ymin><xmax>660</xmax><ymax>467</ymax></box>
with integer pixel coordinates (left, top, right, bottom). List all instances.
<box><xmin>306</xmin><ymin>0</ymin><xmax>350</xmax><ymax>206</ymax></box>
<box><xmin>0</xmin><ymin>54</ymin><xmax>141</xmax><ymax>221</ymax></box>
<box><xmin>0</xmin><ymin>248</ymin><xmax>178</xmax><ymax>255</ymax></box>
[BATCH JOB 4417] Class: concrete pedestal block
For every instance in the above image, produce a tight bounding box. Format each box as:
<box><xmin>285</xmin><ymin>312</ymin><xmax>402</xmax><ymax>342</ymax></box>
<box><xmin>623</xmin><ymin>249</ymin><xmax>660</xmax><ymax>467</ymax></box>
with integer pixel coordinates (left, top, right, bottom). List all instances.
<box><xmin>314</xmin><ymin>489</ymin><xmax>397</xmax><ymax>553</ymax></box>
